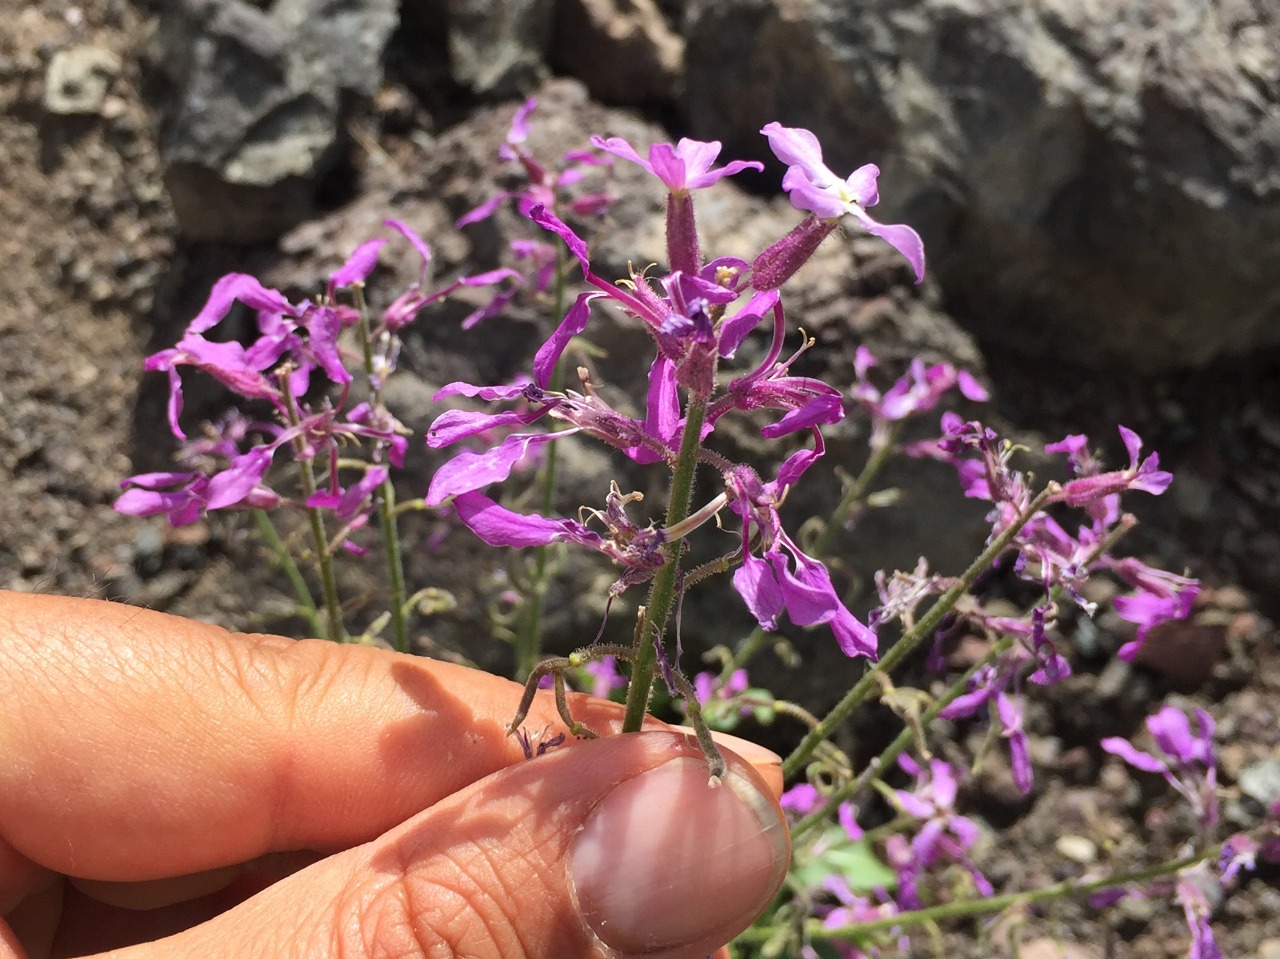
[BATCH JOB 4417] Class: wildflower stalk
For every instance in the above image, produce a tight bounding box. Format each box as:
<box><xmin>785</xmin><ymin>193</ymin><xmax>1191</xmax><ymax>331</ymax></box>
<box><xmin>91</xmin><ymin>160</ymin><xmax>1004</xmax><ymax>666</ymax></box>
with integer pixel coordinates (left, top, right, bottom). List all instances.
<box><xmin>251</xmin><ymin>508</ymin><xmax>324</xmax><ymax>637</ymax></box>
<box><xmin>622</xmin><ymin>394</ymin><xmax>710</xmax><ymax>733</ymax></box>
<box><xmin>781</xmin><ymin>489</ymin><xmax>1052</xmax><ymax>779</ymax></box>
<box><xmin>513</xmin><ymin>245</ymin><xmax>567</xmax><ymax>679</ymax></box>
<box><xmin>353</xmin><ymin>286</ymin><xmax>409</xmax><ymax>653</ymax></box>
<box><xmin>280</xmin><ymin>372</ymin><xmax>345</xmax><ymax>643</ymax></box>
<box><xmin>791</xmin><ymin>510</ymin><xmax>1136</xmax><ymax>839</ymax></box>
<box><xmin>736</xmin><ymin>846</ymin><xmax>1221</xmax><ymax>946</ymax></box>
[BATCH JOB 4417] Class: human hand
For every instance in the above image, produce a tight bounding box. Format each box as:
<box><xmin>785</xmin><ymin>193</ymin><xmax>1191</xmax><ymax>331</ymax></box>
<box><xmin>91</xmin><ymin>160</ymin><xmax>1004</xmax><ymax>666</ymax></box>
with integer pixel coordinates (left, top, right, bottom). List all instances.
<box><xmin>0</xmin><ymin>593</ymin><xmax>788</xmax><ymax>959</ymax></box>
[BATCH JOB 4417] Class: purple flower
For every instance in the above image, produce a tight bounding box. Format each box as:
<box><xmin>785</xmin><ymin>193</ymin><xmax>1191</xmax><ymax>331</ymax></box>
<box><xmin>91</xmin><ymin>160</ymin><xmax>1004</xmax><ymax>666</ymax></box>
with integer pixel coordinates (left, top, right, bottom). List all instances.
<box><xmin>116</xmin><ymin>447</ymin><xmax>280</xmax><ymax>526</ymax></box>
<box><xmin>1049</xmin><ymin>426</ymin><xmax>1173</xmax><ymax>509</ymax></box>
<box><xmin>1176</xmin><ymin>866</ymin><xmax>1224</xmax><ymax>959</ymax></box>
<box><xmin>583</xmin><ymin>655</ymin><xmax>627</xmax><ymax>698</ymax></box>
<box><xmin>761</xmin><ymin>122</ymin><xmax>925</xmax><ymax>283</ymax></box>
<box><xmin>726</xmin><ymin>448</ymin><xmax>877</xmax><ymax>659</ymax></box>
<box><xmin>590</xmin><ymin>135</ymin><xmax>763</xmax><ymax>194</ymax></box>
<box><xmin>1102</xmin><ymin>705</ymin><xmax>1218</xmax><ymax>828</ymax></box>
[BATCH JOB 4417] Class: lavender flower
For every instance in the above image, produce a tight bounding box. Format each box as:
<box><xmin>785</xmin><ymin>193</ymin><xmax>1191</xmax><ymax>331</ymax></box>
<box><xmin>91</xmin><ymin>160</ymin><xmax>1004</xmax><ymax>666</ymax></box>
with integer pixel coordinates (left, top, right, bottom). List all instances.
<box><xmin>1101</xmin><ymin>705</ymin><xmax>1218</xmax><ymax>828</ymax></box>
<box><xmin>759</xmin><ymin>123</ymin><xmax>925</xmax><ymax>284</ymax></box>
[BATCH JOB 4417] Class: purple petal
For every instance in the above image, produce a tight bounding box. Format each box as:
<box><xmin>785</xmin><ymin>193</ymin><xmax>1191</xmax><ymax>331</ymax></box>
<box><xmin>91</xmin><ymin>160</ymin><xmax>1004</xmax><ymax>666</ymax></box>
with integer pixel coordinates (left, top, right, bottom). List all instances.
<box><xmin>383</xmin><ymin>218</ymin><xmax>433</xmax><ymax>268</ymax></box>
<box><xmin>188</xmin><ymin>273</ymin><xmax>293</xmax><ymax>335</ymax></box>
<box><xmin>534</xmin><ymin>292</ymin><xmax>597</xmax><ymax>388</ymax></box>
<box><xmin>433</xmin><ymin>381</ymin><xmax>529</xmax><ymax>402</ymax></box>
<box><xmin>759</xmin><ymin>393</ymin><xmax>843</xmax><ymax>438</ymax></box>
<box><xmin>718</xmin><ymin>289</ymin><xmax>779</xmax><ymax>359</ymax></box>
<box><xmin>733</xmin><ymin>554</ymin><xmax>784</xmax><ymax>630</ymax></box>
<box><xmin>528</xmin><ymin>204</ymin><xmax>591</xmax><ymax>277</ymax></box>
<box><xmin>425</xmin><ymin>407</ymin><xmax>548</xmax><ymax>448</ymax></box>
<box><xmin>590</xmin><ymin>135</ymin><xmax>649</xmax><ymax>171</ymax></box>
<box><xmin>507</xmin><ymin>97</ymin><xmax>536</xmax><ymax>144</ymax></box>
<box><xmin>859</xmin><ymin>218</ymin><xmax>927</xmax><ymax>284</ymax></box>
<box><xmin>452</xmin><ymin>491</ymin><xmax>600</xmax><ymax>549</ymax></box>
<box><xmin>455</xmin><ymin>192</ymin><xmax>509</xmax><ymax>228</ymax></box>
<box><xmin>305</xmin><ymin>307</ymin><xmax>351</xmax><ymax>385</ymax></box>
<box><xmin>1100</xmin><ymin>737</ymin><xmax>1168</xmax><ymax>774</ymax></box>
<box><xmin>425</xmin><ymin>429</ymin><xmax>576</xmax><ymax>505</ymax></box>
<box><xmin>830</xmin><ymin>605</ymin><xmax>878</xmax><ymax>659</ymax></box>
<box><xmin>760</xmin><ymin>123</ymin><xmax>832</xmax><ymax>184</ymax></box>
<box><xmin>843</xmin><ymin>164</ymin><xmax>881</xmax><ymax>208</ymax></box>
<box><xmin>646</xmin><ymin>141</ymin><xmax>688</xmax><ymax>192</ymax></box>
<box><xmin>330</xmin><ymin>238</ymin><xmax>386</xmax><ymax>289</ymax></box>
<box><xmin>780</xmin><ymin>167</ymin><xmax>850</xmax><ymax>219</ymax></box>
<box><xmin>205</xmin><ymin>447</ymin><xmax>274</xmax><ymax>510</ymax></box>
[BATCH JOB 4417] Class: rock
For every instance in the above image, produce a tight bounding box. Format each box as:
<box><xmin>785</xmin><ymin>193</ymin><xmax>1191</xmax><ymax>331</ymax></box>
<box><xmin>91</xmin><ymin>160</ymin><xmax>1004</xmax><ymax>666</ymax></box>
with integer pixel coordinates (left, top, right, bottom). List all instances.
<box><xmin>682</xmin><ymin>0</ymin><xmax>1280</xmax><ymax>371</ymax></box>
<box><xmin>1239</xmin><ymin>759</ymin><xmax>1280</xmax><ymax>809</ymax></box>
<box><xmin>551</xmin><ymin>0</ymin><xmax>684</xmax><ymax>104</ymax></box>
<box><xmin>444</xmin><ymin>0</ymin><xmax>552</xmax><ymax>97</ymax></box>
<box><xmin>1054</xmin><ymin>834</ymin><xmax>1097</xmax><ymax>865</ymax></box>
<box><xmin>155</xmin><ymin>0</ymin><xmax>398</xmax><ymax>242</ymax></box>
<box><xmin>44</xmin><ymin>45</ymin><xmax>122</xmax><ymax>115</ymax></box>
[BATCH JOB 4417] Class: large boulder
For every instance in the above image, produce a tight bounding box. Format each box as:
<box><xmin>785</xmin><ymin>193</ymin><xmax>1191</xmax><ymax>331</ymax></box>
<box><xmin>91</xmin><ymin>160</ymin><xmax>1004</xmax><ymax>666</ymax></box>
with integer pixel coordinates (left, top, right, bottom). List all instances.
<box><xmin>154</xmin><ymin>0</ymin><xmax>398</xmax><ymax>242</ymax></box>
<box><xmin>682</xmin><ymin>0</ymin><xmax>1280</xmax><ymax>370</ymax></box>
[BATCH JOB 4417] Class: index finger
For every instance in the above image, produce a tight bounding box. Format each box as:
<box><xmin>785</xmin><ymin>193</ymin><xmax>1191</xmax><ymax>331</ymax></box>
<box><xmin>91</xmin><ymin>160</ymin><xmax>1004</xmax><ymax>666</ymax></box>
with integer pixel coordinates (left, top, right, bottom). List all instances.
<box><xmin>0</xmin><ymin>593</ymin><xmax>673</xmax><ymax>895</ymax></box>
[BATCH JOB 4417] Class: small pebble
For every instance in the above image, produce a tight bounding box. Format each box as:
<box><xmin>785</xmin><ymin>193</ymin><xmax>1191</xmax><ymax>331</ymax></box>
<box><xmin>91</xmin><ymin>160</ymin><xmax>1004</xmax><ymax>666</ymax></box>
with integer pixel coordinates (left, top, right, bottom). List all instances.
<box><xmin>1054</xmin><ymin>834</ymin><xmax>1098</xmax><ymax>864</ymax></box>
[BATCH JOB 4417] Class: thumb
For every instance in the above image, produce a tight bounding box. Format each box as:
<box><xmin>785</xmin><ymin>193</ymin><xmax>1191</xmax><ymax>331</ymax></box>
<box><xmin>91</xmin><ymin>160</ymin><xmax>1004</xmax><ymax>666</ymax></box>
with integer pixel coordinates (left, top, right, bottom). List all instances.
<box><xmin>115</xmin><ymin>731</ymin><xmax>789</xmax><ymax>959</ymax></box>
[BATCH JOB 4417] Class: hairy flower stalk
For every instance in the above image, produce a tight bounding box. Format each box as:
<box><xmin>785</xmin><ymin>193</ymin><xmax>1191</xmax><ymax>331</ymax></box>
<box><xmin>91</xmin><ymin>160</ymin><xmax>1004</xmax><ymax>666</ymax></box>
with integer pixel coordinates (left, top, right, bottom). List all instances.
<box><xmin>622</xmin><ymin>393</ymin><xmax>710</xmax><ymax>733</ymax></box>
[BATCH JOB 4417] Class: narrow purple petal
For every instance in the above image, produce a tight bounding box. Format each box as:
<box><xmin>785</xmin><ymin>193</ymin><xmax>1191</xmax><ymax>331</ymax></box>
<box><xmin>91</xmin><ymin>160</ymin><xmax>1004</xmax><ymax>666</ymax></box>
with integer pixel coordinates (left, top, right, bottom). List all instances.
<box><xmin>533</xmin><ymin>292</ymin><xmax>597</xmax><ymax>388</ymax></box>
<box><xmin>188</xmin><ymin>273</ymin><xmax>293</xmax><ymax>335</ymax></box>
<box><xmin>718</xmin><ymin>289</ymin><xmax>779</xmax><ymax>359</ymax></box>
<box><xmin>433</xmin><ymin>381</ymin><xmax>530</xmax><ymax>402</ymax></box>
<box><xmin>590</xmin><ymin>135</ymin><xmax>649</xmax><ymax>171</ymax></box>
<box><xmin>1100</xmin><ymin>737</ymin><xmax>1168</xmax><ymax>773</ymax></box>
<box><xmin>452</xmin><ymin>491</ymin><xmax>600</xmax><ymax>549</ymax></box>
<box><xmin>426</xmin><ymin>407</ymin><xmax>548</xmax><ymax>448</ymax></box>
<box><xmin>425</xmin><ymin>429</ymin><xmax>576</xmax><ymax>505</ymax></box>
<box><xmin>859</xmin><ymin>218</ymin><xmax>926</xmax><ymax>284</ymax></box>
<box><xmin>383</xmin><ymin>218</ymin><xmax>433</xmax><ymax>268</ymax></box>
<box><xmin>528</xmin><ymin>204</ymin><xmax>591</xmax><ymax>277</ymax></box>
<box><xmin>330</xmin><ymin>238</ymin><xmax>386</xmax><ymax>289</ymax></box>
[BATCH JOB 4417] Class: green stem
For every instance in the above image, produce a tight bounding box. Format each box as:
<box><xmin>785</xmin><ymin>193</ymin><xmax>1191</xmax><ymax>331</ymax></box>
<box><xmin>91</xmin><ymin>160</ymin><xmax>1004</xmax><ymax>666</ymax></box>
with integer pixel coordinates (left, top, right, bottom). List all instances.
<box><xmin>781</xmin><ymin>489</ymin><xmax>1051</xmax><ymax>780</ymax></box>
<box><xmin>512</xmin><ymin>245</ymin><xmax>567</xmax><ymax>680</ymax></box>
<box><xmin>251</xmin><ymin>508</ymin><xmax>324</xmax><ymax>636</ymax></box>
<box><xmin>737</xmin><ymin>846</ymin><xmax>1216</xmax><ymax>945</ymax></box>
<box><xmin>280</xmin><ymin>373</ymin><xmax>345</xmax><ymax>643</ymax></box>
<box><xmin>731</xmin><ymin>426</ymin><xmax>900</xmax><ymax>672</ymax></box>
<box><xmin>622</xmin><ymin>393</ymin><xmax>710</xmax><ymax>733</ymax></box>
<box><xmin>353</xmin><ymin>287</ymin><xmax>408</xmax><ymax>653</ymax></box>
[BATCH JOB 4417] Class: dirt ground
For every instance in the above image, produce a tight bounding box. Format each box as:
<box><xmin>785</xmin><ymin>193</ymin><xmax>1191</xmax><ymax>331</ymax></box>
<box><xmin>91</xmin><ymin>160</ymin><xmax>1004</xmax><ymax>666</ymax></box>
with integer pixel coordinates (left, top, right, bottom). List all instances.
<box><xmin>2</xmin><ymin>2</ymin><xmax>1278</xmax><ymax>958</ymax></box>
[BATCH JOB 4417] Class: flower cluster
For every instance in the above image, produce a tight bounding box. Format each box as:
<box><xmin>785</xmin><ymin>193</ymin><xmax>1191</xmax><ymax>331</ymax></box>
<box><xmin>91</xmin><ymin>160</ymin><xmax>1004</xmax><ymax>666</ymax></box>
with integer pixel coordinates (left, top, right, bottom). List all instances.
<box><xmin>424</xmin><ymin>119</ymin><xmax>930</xmax><ymax>655</ymax></box>
<box><xmin>116</xmin><ymin>220</ymin><xmax>515</xmax><ymax>549</ymax></box>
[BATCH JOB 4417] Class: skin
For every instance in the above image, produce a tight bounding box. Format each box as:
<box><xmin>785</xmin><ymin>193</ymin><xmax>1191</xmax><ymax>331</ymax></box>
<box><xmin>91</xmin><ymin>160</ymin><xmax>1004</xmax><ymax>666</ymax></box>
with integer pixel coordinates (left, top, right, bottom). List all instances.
<box><xmin>0</xmin><ymin>593</ymin><xmax>785</xmax><ymax>959</ymax></box>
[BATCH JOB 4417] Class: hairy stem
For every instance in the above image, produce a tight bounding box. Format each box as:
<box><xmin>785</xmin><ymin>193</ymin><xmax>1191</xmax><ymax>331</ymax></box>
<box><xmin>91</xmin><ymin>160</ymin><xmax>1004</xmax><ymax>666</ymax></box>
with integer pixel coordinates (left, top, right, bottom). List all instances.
<box><xmin>781</xmin><ymin>489</ymin><xmax>1051</xmax><ymax>779</ymax></box>
<box><xmin>354</xmin><ymin>286</ymin><xmax>409</xmax><ymax>652</ymax></box>
<box><xmin>622</xmin><ymin>394</ymin><xmax>709</xmax><ymax>733</ymax></box>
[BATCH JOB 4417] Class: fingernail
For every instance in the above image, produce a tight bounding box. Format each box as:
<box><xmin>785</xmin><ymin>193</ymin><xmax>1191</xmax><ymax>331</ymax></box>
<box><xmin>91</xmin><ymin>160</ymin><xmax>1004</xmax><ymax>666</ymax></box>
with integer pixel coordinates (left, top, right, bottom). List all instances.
<box><xmin>570</xmin><ymin>758</ymin><xmax>788</xmax><ymax>955</ymax></box>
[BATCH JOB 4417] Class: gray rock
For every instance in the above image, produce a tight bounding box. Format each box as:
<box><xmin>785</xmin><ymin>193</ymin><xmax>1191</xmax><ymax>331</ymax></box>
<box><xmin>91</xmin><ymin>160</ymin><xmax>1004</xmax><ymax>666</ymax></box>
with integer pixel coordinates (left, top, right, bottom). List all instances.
<box><xmin>156</xmin><ymin>0</ymin><xmax>398</xmax><ymax>242</ymax></box>
<box><xmin>1239</xmin><ymin>759</ymin><xmax>1280</xmax><ymax>809</ymax></box>
<box><xmin>682</xmin><ymin>0</ymin><xmax>1280</xmax><ymax>370</ymax></box>
<box><xmin>551</xmin><ymin>0</ymin><xmax>684</xmax><ymax>104</ymax></box>
<box><xmin>44</xmin><ymin>45</ymin><xmax>122</xmax><ymax>115</ymax></box>
<box><xmin>445</xmin><ymin>0</ymin><xmax>552</xmax><ymax>97</ymax></box>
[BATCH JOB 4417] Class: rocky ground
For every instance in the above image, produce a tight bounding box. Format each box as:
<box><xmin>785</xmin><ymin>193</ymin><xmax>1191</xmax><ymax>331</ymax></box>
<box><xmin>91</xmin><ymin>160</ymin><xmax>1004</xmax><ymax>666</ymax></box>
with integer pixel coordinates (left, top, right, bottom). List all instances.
<box><xmin>2</xmin><ymin>2</ymin><xmax>1279</xmax><ymax>957</ymax></box>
